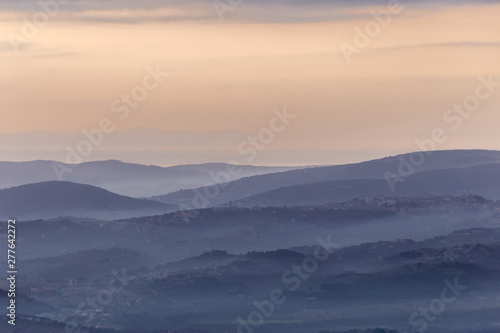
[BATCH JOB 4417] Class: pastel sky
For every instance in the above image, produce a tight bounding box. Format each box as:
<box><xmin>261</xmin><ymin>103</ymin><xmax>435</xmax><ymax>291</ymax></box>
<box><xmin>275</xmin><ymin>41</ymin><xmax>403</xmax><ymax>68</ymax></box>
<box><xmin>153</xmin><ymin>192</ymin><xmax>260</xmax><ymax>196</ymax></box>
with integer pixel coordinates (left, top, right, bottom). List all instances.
<box><xmin>1</xmin><ymin>0</ymin><xmax>500</xmax><ymax>165</ymax></box>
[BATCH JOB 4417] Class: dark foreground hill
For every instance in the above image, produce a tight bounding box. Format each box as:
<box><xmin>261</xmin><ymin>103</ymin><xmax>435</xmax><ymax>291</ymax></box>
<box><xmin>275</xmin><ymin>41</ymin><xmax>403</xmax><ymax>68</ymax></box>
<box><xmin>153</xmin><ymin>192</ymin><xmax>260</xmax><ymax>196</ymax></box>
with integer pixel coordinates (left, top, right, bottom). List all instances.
<box><xmin>0</xmin><ymin>181</ymin><xmax>177</xmax><ymax>220</ymax></box>
<box><xmin>4</xmin><ymin>223</ymin><xmax>499</xmax><ymax>333</ymax></box>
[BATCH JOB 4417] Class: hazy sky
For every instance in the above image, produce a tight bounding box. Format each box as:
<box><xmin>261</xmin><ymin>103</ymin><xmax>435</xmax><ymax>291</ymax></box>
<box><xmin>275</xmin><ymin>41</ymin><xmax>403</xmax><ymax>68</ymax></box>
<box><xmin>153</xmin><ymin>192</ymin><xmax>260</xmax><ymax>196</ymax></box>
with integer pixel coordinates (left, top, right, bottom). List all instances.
<box><xmin>1</xmin><ymin>0</ymin><xmax>500</xmax><ymax>165</ymax></box>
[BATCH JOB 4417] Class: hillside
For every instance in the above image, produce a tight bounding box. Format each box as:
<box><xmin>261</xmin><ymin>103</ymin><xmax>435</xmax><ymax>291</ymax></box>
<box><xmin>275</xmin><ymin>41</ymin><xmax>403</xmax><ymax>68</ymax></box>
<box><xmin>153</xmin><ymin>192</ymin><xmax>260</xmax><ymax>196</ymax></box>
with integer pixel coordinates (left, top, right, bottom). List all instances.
<box><xmin>0</xmin><ymin>181</ymin><xmax>177</xmax><ymax>220</ymax></box>
<box><xmin>11</xmin><ymin>225</ymin><xmax>498</xmax><ymax>333</ymax></box>
<box><xmin>152</xmin><ymin>150</ymin><xmax>500</xmax><ymax>207</ymax></box>
<box><xmin>235</xmin><ymin>163</ymin><xmax>500</xmax><ymax>207</ymax></box>
<box><xmin>0</xmin><ymin>160</ymin><xmax>298</xmax><ymax>197</ymax></box>
<box><xmin>3</xmin><ymin>198</ymin><xmax>499</xmax><ymax>332</ymax></box>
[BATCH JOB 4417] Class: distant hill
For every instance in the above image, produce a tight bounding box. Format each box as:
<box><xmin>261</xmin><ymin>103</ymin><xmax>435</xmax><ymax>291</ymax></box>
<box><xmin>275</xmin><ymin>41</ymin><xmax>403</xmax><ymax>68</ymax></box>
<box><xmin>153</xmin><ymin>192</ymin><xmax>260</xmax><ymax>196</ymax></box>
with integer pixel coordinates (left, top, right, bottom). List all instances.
<box><xmin>234</xmin><ymin>163</ymin><xmax>500</xmax><ymax>207</ymax></box>
<box><xmin>152</xmin><ymin>150</ymin><xmax>500</xmax><ymax>207</ymax></box>
<box><xmin>0</xmin><ymin>181</ymin><xmax>177</xmax><ymax>220</ymax></box>
<box><xmin>0</xmin><ymin>160</ymin><xmax>298</xmax><ymax>197</ymax></box>
<box><xmin>21</xmin><ymin>248</ymin><xmax>150</xmax><ymax>280</ymax></box>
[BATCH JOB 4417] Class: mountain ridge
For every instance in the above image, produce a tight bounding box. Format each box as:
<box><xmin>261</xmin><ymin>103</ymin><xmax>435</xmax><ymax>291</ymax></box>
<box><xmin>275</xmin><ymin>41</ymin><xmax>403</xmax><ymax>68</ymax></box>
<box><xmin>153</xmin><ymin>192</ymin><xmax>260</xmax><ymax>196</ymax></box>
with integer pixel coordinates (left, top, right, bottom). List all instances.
<box><xmin>0</xmin><ymin>181</ymin><xmax>178</xmax><ymax>220</ymax></box>
<box><xmin>0</xmin><ymin>160</ymin><xmax>299</xmax><ymax>197</ymax></box>
<box><xmin>152</xmin><ymin>149</ymin><xmax>500</xmax><ymax>207</ymax></box>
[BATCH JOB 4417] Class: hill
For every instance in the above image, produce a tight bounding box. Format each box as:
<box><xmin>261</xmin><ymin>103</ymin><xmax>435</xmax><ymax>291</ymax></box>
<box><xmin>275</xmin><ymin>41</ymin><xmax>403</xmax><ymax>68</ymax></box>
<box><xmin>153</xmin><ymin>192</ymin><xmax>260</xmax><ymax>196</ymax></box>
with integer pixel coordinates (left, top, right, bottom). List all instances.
<box><xmin>0</xmin><ymin>160</ymin><xmax>298</xmax><ymax>197</ymax></box>
<box><xmin>0</xmin><ymin>181</ymin><xmax>177</xmax><ymax>220</ymax></box>
<box><xmin>152</xmin><ymin>150</ymin><xmax>500</xmax><ymax>207</ymax></box>
<box><xmin>235</xmin><ymin>163</ymin><xmax>500</xmax><ymax>207</ymax></box>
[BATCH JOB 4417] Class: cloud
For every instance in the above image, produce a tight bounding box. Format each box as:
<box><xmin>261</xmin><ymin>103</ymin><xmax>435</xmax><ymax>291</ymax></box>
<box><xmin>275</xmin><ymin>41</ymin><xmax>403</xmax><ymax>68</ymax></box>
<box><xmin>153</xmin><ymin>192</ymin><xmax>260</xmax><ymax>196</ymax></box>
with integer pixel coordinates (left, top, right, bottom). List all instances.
<box><xmin>372</xmin><ymin>41</ymin><xmax>500</xmax><ymax>52</ymax></box>
<box><xmin>0</xmin><ymin>40</ymin><xmax>32</xmax><ymax>53</ymax></box>
<box><xmin>53</xmin><ymin>7</ymin><xmax>212</xmax><ymax>24</ymax></box>
<box><xmin>2</xmin><ymin>0</ymin><xmax>500</xmax><ymax>23</ymax></box>
<box><xmin>0</xmin><ymin>38</ymin><xmax>77</xmax><ymax>58</ymax></box>
<box><xmin>0</xmin><ymin>42</ymin><xmax>15</xmax><ymax>52</ymax></box>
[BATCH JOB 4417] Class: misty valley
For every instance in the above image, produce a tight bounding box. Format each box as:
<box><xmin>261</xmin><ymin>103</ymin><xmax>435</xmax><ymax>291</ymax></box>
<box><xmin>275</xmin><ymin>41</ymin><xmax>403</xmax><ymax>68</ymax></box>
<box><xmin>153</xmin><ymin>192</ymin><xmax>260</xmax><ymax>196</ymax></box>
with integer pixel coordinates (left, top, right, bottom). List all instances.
<box><xmin>0</xmin><ymin>150</ymin><xmax>499</xmax><ymax>333</ymax></box>
<box><xmin>3</xmin><ymin>0</ymin><xmax>500</xmax><ymax>330</ymax></box>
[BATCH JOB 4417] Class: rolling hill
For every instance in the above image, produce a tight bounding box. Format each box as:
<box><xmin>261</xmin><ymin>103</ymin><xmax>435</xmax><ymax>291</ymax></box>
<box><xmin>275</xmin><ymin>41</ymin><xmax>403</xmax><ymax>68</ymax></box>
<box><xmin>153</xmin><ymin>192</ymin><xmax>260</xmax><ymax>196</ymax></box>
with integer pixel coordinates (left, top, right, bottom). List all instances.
<box><xmin>151</xmin><ymin>150</ymin><xmax>500</xmax><ymax>207</ymax></box>
<box><xmin>0</xmin><ymin>181</ymin><xmax>177</xmax><ymax>220</ymax></box>
<box><xmin>234</xmin><ymin>163</ymin><xmax>500</xmax><ymax>207</ymax></box>
<box><xmin>0</xmin><ymin>160</ymin><xmax>298</xmax><ymax>197</ymax></box>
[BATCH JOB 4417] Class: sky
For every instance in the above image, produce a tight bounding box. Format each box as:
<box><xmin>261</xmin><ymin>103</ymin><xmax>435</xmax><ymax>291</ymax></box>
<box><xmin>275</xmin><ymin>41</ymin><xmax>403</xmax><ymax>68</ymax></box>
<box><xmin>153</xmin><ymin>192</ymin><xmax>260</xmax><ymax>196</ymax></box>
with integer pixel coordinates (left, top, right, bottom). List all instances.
<box><xmin>1</xmin><ymin>0</ymin><xmax>500</xmax><ymax>165</ymax></box>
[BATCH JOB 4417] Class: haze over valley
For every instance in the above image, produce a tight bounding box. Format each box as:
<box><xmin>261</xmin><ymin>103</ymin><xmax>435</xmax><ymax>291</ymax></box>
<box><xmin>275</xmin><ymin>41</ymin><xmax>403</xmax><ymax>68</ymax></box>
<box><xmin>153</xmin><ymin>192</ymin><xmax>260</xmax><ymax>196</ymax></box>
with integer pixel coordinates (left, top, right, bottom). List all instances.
<box><xmin>2</xmin><ymin>0</ymin><xmax>500</xmax><ymax>331</ymax></box>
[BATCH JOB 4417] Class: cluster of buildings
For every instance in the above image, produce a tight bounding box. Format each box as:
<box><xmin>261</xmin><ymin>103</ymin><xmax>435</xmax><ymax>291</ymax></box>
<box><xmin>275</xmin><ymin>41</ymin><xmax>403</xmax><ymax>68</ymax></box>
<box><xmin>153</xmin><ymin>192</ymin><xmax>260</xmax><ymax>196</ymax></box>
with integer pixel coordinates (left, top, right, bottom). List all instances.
<box><xmin>324</xmin><ymin>194</ymin><xmax>496</xmax><ymax>214</ymax></box>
